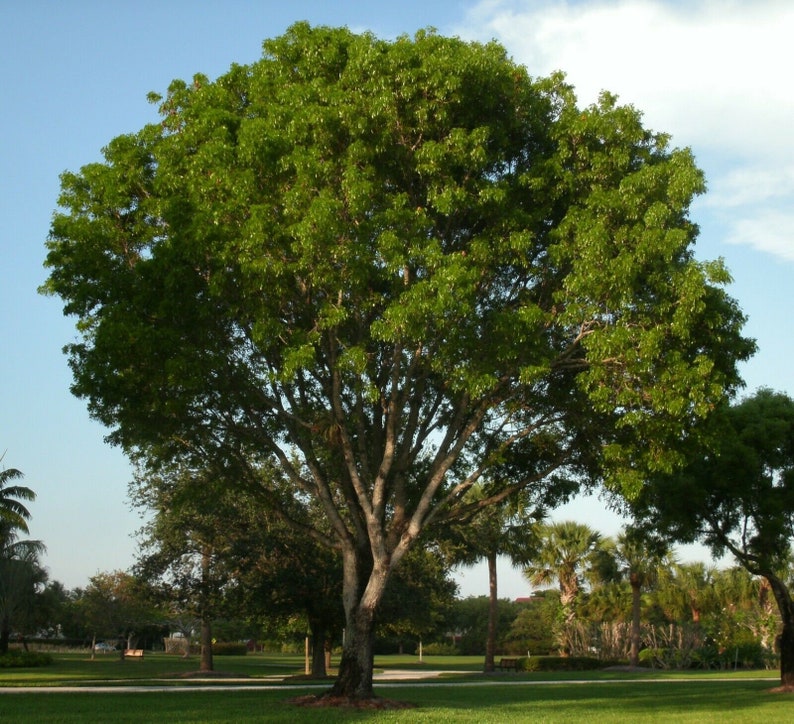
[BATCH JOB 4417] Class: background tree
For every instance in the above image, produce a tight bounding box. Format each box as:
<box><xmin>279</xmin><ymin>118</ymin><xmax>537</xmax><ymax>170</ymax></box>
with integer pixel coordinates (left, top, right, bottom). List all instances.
<box><xmin>631</xmin><ymin>389</ymin><xmax>794</xmax><ymax>687</ymax></box>
<box><xmin>79</xmin><ymin>571</ymin><xmax>157</xmax><ymax>659</ymax></box>
<box><xmin>42</xmin><ymin>24</ymin><xmax>753</xmax><ymax>699</ymax></box>
<box><xmin>0</xmin><ymin>523</ymin><xmax>47</xmax><ymax>654</ymax></box>
<box><xmin>506</xmin><ymin>592</ymin><xmax>558</xmax><ymax>655</ymax></box>
<box><xmin>133</xmin><ymin>466</ymin><xmax>242</xmax><ymax>673</ymax></box>
<box><xmin>451</xmin><ymin>596</ymin><xmax>526</xmax><ymax>656</ymax></box>
<box><xmin>444</xmin><ymin>487</ymin><xmax>547</xmax><ymax>671</ymax></box>
<box><xmin>375</xmin><ymin>546</ymin><xmax>458</xmax><ymax>655</ymax></box>
<box><xmin>221</xmin><ymin>492</ymin><xmax>346</xmax><ymax>677</ymax></box>
<box><xmin>609</xmin><ymin>529</ymin><xmax>670</xmax><ymax>667</ymax></box>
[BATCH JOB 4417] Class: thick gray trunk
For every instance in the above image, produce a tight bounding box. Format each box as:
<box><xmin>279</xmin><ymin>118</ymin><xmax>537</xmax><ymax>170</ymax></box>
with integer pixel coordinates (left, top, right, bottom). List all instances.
<box><xmin>327</xmin><ymin>549</ymin><xmax>389</xmax><ymax>699</ymax></box>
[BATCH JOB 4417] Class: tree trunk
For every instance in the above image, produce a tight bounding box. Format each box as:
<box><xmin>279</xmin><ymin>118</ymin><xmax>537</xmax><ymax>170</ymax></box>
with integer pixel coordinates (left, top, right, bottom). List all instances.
<box><xmin>199</xmin><ymin>546</ymin><xmax>214</xmax><ymax>672</ymax></box>
<box><xmin>765</xmin><ymin>573</ymin><xmax>794</xmax><ymax>688</ymax></box>
<box><xmin>484</xmin><ymin>551</ymin><xmax>497</xmax><ymax>672</ymax></box>
<box><xmin>199</xmin><ymin>617</ymin><xmax>213</xmax><ymax>673</ymax></box>
<box><xmin>329</xmin><ymin>608</ymin><xmax>376</xmax><ymax>698</ymax></box>
<box><xmin>310</xmin><ymin>620</ymin><xmax>327</xmax><ymax>677</ymax></box>
<box><xmin>629</xmin><ymin>575</ymin><xmax>641</xmax><ymax>667</ymax></box>
<box><xmin>327</xmin><ymin>549</ymin><xmax>389</xmax><ymax>700</ymax></box>
<box><xmin>0</xmin><ymin>613</ymin><xmax>10</xmax><ymax>655</ymax></box>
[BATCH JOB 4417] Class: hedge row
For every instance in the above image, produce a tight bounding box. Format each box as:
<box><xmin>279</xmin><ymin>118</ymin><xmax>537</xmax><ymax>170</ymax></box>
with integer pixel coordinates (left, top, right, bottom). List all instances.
<box><xmin>516</xmin><ymin>655</ymin><xmax>612</xmax><ymax>671</ymax></box>
<box><xmin>0</xmin><ymin>651</ymin><xmax>53</xmax><ymax>668</ymax></box>
<box><xmin>212</xmin><ymin>642</ymin><xmax>248</xmax><ymax>656</ymax></box>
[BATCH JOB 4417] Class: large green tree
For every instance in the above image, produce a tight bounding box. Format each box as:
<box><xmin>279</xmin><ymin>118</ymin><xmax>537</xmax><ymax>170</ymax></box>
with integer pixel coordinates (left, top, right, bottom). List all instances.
<box><xmin>42</xmin><ymin>24</ymin><xmax>752</xmax><ymax>699</ymax></box>
<box><xmin>631</xmin><ymin>389</ymin><xmax>794</xmax><ymax>687</ymax></box>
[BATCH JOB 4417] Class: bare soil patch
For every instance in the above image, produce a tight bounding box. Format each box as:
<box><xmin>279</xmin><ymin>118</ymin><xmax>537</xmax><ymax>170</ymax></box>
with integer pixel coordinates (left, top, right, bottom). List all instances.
<box><xmin>171</xmin><ymin>670</ymin><xmax>251</xmax><ymax>679</ymax></box>
<box><xmin>768</xmin><ymin>684</ymin><xmax>794</xmax><ymax>694</ymax></box>
<box><xmin>288</xmin><ymin>694</ymin><xmax>416</xmax><ymax>710</ymax></box>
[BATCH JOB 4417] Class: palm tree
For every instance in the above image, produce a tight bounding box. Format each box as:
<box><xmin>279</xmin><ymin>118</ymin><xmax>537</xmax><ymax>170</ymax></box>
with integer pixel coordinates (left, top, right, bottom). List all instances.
<box><xmin>0</xmin><ymin>459</ymin><xmax>44</xmax><ymax>654</ymax></box>
<box><xmin>611</xmin><ymin>530</ymin><xmax>670</xmax><ymax>667</ymax></box>
<box><xmin>663</xmin><ymin>562</ymin><xmax>718</xmax><ymax>627</ymax></box>
<box><xmin>524</xmin><ymin>521</ymin><xmax>603</xmax><ymax>654</ymax></box>
<box><xmin>0</xmin><ymin>456</ymin><xmax>36</xmax><ymax>538</ymax></box>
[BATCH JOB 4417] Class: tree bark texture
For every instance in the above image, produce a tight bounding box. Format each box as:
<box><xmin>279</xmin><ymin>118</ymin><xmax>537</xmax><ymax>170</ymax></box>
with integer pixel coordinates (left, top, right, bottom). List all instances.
<box><xmin>630</xmin><ymin>575</ymin><xmax>641</xmax><ymax>667</ymax></box>
<box><xmin>327</xmin><ymin>552</ymin><xmax>390</xmax><ymax>699</ymax></box>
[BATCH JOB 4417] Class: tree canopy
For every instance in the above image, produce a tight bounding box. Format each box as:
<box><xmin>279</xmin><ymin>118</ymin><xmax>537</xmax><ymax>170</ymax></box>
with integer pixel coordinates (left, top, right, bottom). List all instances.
<box><xmin>42</xmin><ymin>24</ymin><xmax>753</xmax><ymax>698</ymax></box>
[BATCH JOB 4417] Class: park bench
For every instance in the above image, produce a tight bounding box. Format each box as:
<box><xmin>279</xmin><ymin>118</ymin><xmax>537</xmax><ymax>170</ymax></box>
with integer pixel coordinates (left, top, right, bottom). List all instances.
<box><xmin>497</xmin><ymin>657</ymin><xmax>519</xmax><ymax>671</ymax></box>
<box><xmin>124</xmin><ymin>649</ymin><xmax>144</xmax><ymax>659</ymax></box>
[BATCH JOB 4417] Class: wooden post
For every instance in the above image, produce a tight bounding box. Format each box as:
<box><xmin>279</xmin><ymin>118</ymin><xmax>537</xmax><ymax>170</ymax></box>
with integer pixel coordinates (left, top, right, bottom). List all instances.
<box><xmin>305</xmin><ymin>635</ymin><xmax>310</xmax><ymax>675</ymax></box>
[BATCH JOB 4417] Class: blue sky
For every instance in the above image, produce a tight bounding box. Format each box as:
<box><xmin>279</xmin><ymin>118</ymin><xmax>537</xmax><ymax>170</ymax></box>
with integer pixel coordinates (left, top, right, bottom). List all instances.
<box><xmin>2</xmin><ymin>0</ymin><xmax>792</xmax><ymax>600</ymax></box>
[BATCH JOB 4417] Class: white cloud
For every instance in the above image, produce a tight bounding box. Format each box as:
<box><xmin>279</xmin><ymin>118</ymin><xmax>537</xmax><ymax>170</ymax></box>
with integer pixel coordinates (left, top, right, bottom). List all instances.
<box><xmin>704</xmin><ymin>164</ymin><xmax>794</xmax><ymax>209</ymax></box>
<box><xmin>455</xmin><ymin>0</ymin><xmax>794</xmax><ymax>262</ymax></box>
<box><xmin>723</xmin><ymin>209</ymin><xmax>794</xmax><ymax>262</ymax></box>
<box><xmin>458</xmin><ymin>0</ymin><xmax>794</xmax><ymax>155</ymax></box>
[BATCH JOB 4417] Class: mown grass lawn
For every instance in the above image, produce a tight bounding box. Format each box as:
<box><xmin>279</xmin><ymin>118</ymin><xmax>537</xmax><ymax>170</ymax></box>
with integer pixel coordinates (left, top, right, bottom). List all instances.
<box><xmin>0</xmin><ymin>652</ymin><xmax>788</xmax><ymax>722</ymax></box>
<box><xmin>0</xmin><ymin>680</ymin><xmax>790</xmax><ymax>723</ymax></box>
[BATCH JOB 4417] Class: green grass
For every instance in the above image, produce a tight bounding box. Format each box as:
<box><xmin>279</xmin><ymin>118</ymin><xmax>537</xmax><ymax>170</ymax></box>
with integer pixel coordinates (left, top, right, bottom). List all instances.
<box><xmin>0</xmin><ymin>651</ymin><xmax>305</xmax><ymax>685</ymax></box>
<box><xmin>0</xmin><ymin>681</ymin><xmax>790</xmax><ymax>723</ymax></box>
<box><xmin>0</xmin><ymin>652</ymin><xmax>788</xmax><ymax>722</ymax></box>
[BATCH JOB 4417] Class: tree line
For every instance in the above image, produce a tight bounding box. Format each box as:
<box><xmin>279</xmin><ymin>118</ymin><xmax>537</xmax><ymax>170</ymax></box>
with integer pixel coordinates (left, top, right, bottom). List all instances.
<box><xmin>3</xmin><ymin>479</ymin><xmax>787</xmax><ymax>678</ymax></box>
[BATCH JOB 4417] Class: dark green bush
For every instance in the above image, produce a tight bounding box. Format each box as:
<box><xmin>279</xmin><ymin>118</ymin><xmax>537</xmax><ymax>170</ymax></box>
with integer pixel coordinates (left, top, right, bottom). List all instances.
<box><xmin>0</xmin><ymin>650</ymin><xmax>53</xmax><ymax>668</ymax></box>
<box><xmin>691</xmin><ymin>641</ymin><xmax>774</xmax><ymax>670</ymax></box>
<box><xmin>518</xmin><ymin>655</ymin><xmax>605</xmax><ymax>672</ymax></box>
<box><xmin>212</xmin><ymin>642</ymin><xmax>248</xmax><ymax>656</ymax></box>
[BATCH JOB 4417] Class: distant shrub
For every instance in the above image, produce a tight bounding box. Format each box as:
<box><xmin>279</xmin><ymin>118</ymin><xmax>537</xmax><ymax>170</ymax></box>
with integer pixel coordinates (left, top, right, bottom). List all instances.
<box><xmin>212</xmin><ymin>642</ymin><xmax>248</xmax><ymax>656</ymax></box>
<box><xmin>691</xmin><ymin>641</ymin><xmax>773</xmax><ymax>671</ymax></box>
<box><xmin>0</xmin><ymin>650</ymin><xmax>53</xmax><ymax>668</ymax></box>
<box><xmin>421</xmin><ymin>642</ymin><xmax>459</xmax><ymax>656</ymax></box>
<box><xmin>518</xmin><ymin>655</ymin><xmax>605</xmax><ymax>672</ymax></box>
